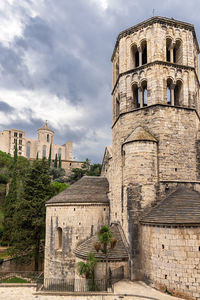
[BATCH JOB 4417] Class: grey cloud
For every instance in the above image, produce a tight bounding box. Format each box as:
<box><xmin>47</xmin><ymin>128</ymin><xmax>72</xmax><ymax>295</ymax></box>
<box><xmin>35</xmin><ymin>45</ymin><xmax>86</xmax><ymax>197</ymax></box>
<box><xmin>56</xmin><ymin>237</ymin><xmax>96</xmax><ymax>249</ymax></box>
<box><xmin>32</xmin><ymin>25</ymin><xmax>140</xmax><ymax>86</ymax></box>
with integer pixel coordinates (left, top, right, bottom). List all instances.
<box><xmin>0</xmin><ymin>0</ymin><xmax>200</xmax><ymax>162</ymax></box>
<box><xmin>0</xmin><ymin>101</ymin><xmax>14</xmax><ymax>113</ymax></box>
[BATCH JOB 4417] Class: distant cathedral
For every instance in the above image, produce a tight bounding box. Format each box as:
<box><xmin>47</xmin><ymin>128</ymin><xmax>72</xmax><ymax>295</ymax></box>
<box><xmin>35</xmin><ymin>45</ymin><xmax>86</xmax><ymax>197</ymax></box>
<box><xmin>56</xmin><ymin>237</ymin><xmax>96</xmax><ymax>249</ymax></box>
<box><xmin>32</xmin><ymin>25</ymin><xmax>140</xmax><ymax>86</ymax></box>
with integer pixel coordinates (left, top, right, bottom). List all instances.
<box><xmin>44</xmin><ymin>17</ymin><xmax>200</xmax><ymax>300</ymax></box>
<box><xmin>0</xmin><ymin>121</ymin><xmax>82</xmax><ymax>174</ymax></box>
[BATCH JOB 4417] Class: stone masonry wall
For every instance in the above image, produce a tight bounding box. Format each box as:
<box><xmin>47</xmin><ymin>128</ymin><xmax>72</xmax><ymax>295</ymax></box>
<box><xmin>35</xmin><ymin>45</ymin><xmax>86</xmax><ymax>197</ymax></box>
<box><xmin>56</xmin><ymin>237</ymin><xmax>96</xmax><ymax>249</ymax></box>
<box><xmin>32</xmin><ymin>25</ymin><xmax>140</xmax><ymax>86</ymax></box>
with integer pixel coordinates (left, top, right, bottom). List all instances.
<box><xmin>44</xmin><ymin>203</ymin><xmax>109</xmax><ymax>280</ymax></box>
<box><xmin>141</xmin><ymin>225</ymin><xmax>200</xmax><ymax>300</ymax></box>
<box><xmin>110</xmin><ymin>106</ymin><xmax>199</xmax><ymax>229</ymax></box>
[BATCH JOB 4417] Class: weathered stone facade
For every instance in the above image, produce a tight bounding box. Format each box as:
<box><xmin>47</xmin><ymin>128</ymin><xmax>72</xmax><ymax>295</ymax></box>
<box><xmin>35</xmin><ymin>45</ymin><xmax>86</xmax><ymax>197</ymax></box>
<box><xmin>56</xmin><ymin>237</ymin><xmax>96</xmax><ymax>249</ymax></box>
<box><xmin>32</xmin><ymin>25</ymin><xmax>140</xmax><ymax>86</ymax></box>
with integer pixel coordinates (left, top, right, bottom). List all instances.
<box><xmin>141</xmin><ymin>225</ymin><xmax>200</xmax><ymax>300</ymax></box>
<box><xmin>45</xmin><ymin>16</ymin><xmax>200</xmax><ymax>299</ymax></box>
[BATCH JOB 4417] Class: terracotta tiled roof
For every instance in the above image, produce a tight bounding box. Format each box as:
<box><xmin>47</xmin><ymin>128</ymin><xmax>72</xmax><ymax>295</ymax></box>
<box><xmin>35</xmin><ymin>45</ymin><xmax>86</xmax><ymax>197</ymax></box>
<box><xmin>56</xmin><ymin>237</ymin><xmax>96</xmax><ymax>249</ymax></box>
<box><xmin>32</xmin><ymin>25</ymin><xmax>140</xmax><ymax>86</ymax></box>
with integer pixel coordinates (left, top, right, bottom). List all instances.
<box><xmin>74</xmin><ymin>223</ymin><xmax>129</xmax><ymax>261</ymax></box>
<box><xmin>47</xmin><ymin>176</ymin><xmax>109</xmax><ymax>204</ymax></box>
<box><xmin>141</xmin><ymin>187</ymin><xmax>200</xmax><ymax>225</ymax></box>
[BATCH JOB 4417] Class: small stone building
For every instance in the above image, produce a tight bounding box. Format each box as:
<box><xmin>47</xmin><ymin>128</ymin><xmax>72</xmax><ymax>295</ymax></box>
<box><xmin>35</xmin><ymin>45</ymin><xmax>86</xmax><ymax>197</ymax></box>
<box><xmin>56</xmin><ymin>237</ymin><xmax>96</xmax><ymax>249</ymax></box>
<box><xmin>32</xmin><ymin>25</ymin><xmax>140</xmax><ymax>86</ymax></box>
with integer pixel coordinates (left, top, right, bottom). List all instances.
<box><xmin>44</xmin><ymin>16</ymin><xmax>200</xmax><ymax>300</ymax></box>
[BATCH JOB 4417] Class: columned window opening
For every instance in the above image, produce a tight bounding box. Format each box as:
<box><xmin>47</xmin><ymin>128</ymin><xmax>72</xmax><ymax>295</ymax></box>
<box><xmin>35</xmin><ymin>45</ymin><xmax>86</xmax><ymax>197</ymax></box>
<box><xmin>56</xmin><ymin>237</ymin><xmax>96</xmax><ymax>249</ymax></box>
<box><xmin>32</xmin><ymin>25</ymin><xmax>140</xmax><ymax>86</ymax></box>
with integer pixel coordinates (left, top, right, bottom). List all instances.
<box><xmin>141</xmin><ymin>81</ymin><xmax>147</xmax><ymax>107</ymax></box>
<box><xmin>132</xmin><ymin>84</ymin><xmax>140</xmax><ymax>108</ymax></box>
<box><xmin>166</xmin><ymin>38</ymin><xmax>173</xmax><ymax>62</ymax></box>
<box><xmin>141</xmin><ymin>40</ymin><xmax>147</xmax><ymax>65</ymax></box>
<box><xmin>42</xmin><ymin>145</ymin><xmax>47</xmax><ymax>158</ymax></box>
<box><xmin>174</xmin><ymin>80</ymin><xmax>183</xmax><ymax>106</ymax></box>
<box><xmin>131</xmin><ymin>44</ymin><xmax>139</xmax><ymax>68</ymax></box>
<box><xmin>174</xmin><ymin>40</ymin><xmax>182</xmax><ymax>64</ymax></box>
<box><xmin>116</xmin><ymin>98</ymin><xmax>120</xmax><ymax>118</ymax></box>
<box><xmin>57</xmin><ymin>227</ymin><xmax>62</xmax><ymax>251</ymax></box>
<box><xmin>167</xmin><ymin>78</ymin><xmax>174</xmax><ymax>105</ymax></box>
<box><xmin>26</xmin><ymin>142</ymin><xmax>31</xmax><ymax>158</ymax></box>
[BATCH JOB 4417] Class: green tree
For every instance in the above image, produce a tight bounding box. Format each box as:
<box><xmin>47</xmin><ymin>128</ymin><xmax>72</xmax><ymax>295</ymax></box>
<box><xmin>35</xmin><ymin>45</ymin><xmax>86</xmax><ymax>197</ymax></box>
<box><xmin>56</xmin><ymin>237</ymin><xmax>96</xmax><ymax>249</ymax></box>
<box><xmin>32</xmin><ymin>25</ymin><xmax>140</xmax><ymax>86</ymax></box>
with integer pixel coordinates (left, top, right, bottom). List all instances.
<box><xmin>58</xmin><ymin>155</ymin><xmax>62</xmax><ymax>168</ymax></box>
<box><xmin>9</xmin><ymin>158</ymin><xmax>52</xmax><ymax>271</ymax></box>
<box><xmin>94</xmin><ymin>226</ymin><xmax>116</xmax><ymax>287</ymax></box>
<box><xmin>54</xmin><ymin>154</ymin><xmax>58</xmax><ymax>168</ymax></box>
<box><xmin>48</xmin><ymin>144</ymin><xmax>52</xmax><ymax>168</ymax></box>
<box><xmin>78</xmin><ymin>252</ymin><xmax>97</xmax><ymax>291</ymax></box>
<box><xmin>51</xmin><ymin>182</ymin><xmax>69</xmax><ymax>195</ymax></box>
<box><xmin>13</xmin><ymin>141</ymin><xmax>18</xmax><ymax>164</ymax></box>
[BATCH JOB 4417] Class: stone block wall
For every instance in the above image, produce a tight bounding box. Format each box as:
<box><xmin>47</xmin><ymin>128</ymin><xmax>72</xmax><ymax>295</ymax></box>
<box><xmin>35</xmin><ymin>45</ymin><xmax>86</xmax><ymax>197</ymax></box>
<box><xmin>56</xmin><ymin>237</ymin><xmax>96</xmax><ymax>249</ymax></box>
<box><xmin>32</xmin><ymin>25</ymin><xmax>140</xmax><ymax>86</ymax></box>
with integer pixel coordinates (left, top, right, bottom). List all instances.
<box><xmin>140</xmin><ymin>225</ymin><xmax>200</xmax><ymax>300</ymax></box>
<box><xmin>44</xmin><ymin>203</ymin><xmax>109</xmax><ymax>280</ymax></box>
<box><xmin>110</xmin><ymin>106</ymin><xmax>199</xmax><ymax>228</ymax></box>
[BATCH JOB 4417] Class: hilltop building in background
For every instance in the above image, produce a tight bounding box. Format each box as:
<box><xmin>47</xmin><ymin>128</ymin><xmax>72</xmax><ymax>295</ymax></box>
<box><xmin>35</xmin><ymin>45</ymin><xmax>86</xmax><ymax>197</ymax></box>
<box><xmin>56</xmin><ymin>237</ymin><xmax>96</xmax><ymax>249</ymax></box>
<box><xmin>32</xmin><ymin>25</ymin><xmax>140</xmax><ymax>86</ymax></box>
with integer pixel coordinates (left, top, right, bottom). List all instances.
<box><xmin>0</xmin><ymin>121</ymin><xmax>82</xmax><ymax>175</ymax></box>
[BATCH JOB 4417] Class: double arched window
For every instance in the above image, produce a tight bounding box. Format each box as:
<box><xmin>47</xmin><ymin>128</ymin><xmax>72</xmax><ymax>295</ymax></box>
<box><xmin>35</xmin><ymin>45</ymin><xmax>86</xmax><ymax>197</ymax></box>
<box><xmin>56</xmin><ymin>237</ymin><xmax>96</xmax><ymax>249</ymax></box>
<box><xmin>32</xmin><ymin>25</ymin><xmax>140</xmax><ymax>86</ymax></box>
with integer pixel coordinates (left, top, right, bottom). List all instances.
<box><xmin>132</xmin><ymin>80</ymin><xmax>148</xmax><ymax>109</ymax></box>
<box><xmin>131</xmin><ymin>40</ymin><xmax>147</xmax><ymax>68</ymax></box>
<box><xmin>166</xmin><ymin>38</ymin><xmax>182</xmax><ymax>64</ymax></box>
<box><xmin>167</xmin><ymin>78</ymin><xmax>183</xmax><ymax>106</ymax></box>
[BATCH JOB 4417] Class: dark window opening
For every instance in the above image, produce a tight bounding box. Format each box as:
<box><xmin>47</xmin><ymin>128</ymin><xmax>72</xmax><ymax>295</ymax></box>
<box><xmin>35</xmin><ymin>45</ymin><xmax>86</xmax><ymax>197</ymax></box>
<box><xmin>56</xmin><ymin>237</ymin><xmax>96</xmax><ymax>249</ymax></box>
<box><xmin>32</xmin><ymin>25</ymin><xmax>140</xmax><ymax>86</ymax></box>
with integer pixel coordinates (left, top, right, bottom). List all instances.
<box><xmin>142</xmin><ymin>45</ymin><xmax>147</xmax><ymax>65</ymax></box>
<box><xmin>132</xmin><ymin>84</ymin><xmax>140</xmax><ymax>108</ymax></box>
<box><xmin>199</xmin><ymin>246</ymin><xmax>200</xmax><ymax>251</ymax></box>
<box><xmin>47</xmin><ymin>134</ymin><xmax>49</xmax><ymax>142</ymax></box>
<box><xmin>175</xmin><ymin>168</ymin><xmax>177</xmax><ymax>172</ymax></box>
<box><xmin>57</xmin><ymin>227</ymin><xmax>62</xmax><ymax>250</ymax></box>
<box><xmin>166</xmin><ymin>48</ymin><xmax>170</xmax><ymax>62</ymax></box>
<box><xmin>19</xmin><ymin>133</ymin><xmax>22</xmax><ymax>138</ymax></box>
<box><xmin>14</xmin><ymin>132</ymin><xmax>17</xmax><ymax>137</ymax></box>
<box><xmin>162</xmin><ymin>244</ymin><xmax>165</xmax><ymax>249</ymax></box>
<box><xmin>135</xmin><ymin>51</ymin><xmax>139</xmax><ymax>67</ymax></box>
<box><xmin>19</xmin><ymin>139</ymin><xmax>22</xmax><ymax>145</ymax></box>
<box><xmin>19</xmin><ymin>146</ymin><xmax>22</xmax><ymax>150</ymax></box>
<box><xmin>14</xmin><ymin>138</ymin><xmax>17</xmax><ymax>144</ymax></box>
<box><xmin>165</xmin><ymin>275</ymin><xmax>167</xmax><ymax>279</ymax></box>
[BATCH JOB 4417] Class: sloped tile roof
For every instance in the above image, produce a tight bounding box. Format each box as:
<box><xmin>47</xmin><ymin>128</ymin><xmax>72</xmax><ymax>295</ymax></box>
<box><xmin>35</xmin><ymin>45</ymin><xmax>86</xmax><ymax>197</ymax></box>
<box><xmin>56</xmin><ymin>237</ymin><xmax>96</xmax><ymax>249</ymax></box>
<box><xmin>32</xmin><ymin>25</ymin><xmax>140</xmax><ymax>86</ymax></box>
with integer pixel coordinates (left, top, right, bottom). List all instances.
<box><xmin>123</xmin><ymin>126</ymin><xmax>158</xmax><ymax>145</ymax></box>
<box><xmin>141</xmin><ymin>187</ymin><xmax>200</xmax><ymax>225</ymax></box>
<box><xmin>74</xmin><ymin>224</ymin><xmax>129</xmax><ymax>261</ymax></box>
<box><xmin>47</xmin><ymin>176</ymin><xmax>109</xmax><ymax>204</ymax></box>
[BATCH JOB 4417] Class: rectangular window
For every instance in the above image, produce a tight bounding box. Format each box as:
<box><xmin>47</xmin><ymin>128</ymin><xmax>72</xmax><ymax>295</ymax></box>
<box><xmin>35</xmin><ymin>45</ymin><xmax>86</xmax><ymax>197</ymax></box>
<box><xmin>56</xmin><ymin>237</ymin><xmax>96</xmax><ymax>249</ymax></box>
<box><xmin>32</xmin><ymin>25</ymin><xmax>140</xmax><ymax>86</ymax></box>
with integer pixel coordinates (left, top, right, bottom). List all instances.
<box><xmin>19</xmin><ymin>146</ymin><xmax>22</xmax><ymax>150</ymax></box>
<box><xmin>19</xmin><ymin>133</ymin><xmax>22</xmax><ymax>138</ymax></box>
<box><xmin>14</xmin><ymin>132</ymin><xmax>17</xmax><ymax>137</ymax></box>
<box><xmin>19</xmin><ymin>139</ymin><xmax>22</xmax><ymax>145</ymax></box>
<box><xmin>14</xmin><ymin>138</ymin><xmax>17</xmax><ymax>144</ymax></box>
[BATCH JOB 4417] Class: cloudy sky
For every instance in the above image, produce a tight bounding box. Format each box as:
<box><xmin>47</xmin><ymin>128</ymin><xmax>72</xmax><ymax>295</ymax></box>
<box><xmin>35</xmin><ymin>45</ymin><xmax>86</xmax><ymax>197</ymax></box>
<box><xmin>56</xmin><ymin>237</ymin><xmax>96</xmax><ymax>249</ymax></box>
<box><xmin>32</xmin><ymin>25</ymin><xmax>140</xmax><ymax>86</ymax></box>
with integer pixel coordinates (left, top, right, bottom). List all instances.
<box><xmin>0</xmin><ymin>0</ymin><xmax>199</xmax><ymax>162</ymax></box>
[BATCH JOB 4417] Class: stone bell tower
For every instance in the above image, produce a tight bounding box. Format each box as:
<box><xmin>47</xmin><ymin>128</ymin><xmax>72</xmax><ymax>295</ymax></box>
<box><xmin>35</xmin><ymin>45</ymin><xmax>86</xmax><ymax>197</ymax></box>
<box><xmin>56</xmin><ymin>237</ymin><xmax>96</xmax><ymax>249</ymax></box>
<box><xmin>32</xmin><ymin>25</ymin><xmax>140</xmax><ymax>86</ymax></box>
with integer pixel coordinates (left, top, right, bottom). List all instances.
<box><xmin>103</xmin><ymin>16</ymin><xmax>200</xmax><ymax>279</ymax></box>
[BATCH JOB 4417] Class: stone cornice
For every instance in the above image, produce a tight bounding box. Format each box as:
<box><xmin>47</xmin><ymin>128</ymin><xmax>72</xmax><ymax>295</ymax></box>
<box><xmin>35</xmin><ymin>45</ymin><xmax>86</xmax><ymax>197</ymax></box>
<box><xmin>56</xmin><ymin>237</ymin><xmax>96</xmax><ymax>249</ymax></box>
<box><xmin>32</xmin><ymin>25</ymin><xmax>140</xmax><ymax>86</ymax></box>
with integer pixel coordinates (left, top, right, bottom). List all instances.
<box><xmin>112</xmin><ymin>61</ymin><xmax>200</xmax><ymax>95</ymax></box>
<box><xmin>111</xmin><ymin>16</ymin><xmax>199</xmax><ymax>61</ymax></box>
<box><xmin>46</xmin><ymin>202</ymin><xmax>109</xmax><ymax>207</ymax></box>
<box><xmin>112</xmin><ymin>104</ymin><xmax>200</xmax><ymax>129</ymax></box>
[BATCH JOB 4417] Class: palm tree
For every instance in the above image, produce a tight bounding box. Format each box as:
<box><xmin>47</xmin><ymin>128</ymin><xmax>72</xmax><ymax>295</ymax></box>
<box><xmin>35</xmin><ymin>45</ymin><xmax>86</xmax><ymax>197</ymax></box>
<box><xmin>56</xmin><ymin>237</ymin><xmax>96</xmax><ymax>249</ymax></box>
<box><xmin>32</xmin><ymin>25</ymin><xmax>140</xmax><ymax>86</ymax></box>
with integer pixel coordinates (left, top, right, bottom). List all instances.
<box><xmin>78</xmin><ymin>252</ymin><xmax>97</xmax><ymax>291</ymax></box>
<box><xmin>94</xmin><ymin>225</ymin><xmax>117</xmax><ymax>288</ymax></box>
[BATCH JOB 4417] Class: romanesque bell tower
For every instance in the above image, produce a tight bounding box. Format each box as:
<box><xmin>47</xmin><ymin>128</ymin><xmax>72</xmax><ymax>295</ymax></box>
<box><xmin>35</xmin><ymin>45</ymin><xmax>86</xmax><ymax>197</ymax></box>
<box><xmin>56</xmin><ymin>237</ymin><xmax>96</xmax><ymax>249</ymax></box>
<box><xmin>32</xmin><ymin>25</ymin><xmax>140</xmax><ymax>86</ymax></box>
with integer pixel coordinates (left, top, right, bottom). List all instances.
<box><xmin>102</xmin><ymin>16</ymin><xmax>200</xmax><ymax>279</ymax></box>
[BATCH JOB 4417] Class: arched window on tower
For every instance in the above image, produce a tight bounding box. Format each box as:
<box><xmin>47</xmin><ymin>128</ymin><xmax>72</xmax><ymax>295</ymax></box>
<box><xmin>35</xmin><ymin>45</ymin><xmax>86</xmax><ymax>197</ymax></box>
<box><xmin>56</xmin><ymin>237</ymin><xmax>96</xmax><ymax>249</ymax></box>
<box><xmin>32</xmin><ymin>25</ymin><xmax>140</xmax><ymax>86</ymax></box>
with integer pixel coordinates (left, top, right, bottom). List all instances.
<box><xmin>132</xmin><ymin>84</ymin><xmax>140</xmax><ymax>108</ymax></box>
<box><xmin>42</xmin><ymin>145</ymin><xmax>47</xmax><ymax>158</ymax></box>
<box><xmin>174</xmin><ymin>40</ymin><xmax>182</xmax><ymax>64</ymax></box>
<box><xmin>166</xmin><ymin>38</ymin><xmax>173</xmax><ymax>62</ymax></box>
<box><xmin>167</xmin><ymin>78</ymin><xmax>174</xmax><ymax>105</ymax></box>
<box><xmin>26</xmin><ymin>142</ymin><xmax>31</xmax><ymax>158</ymax></box>
<box><xmin>174</xmin><ymin>80</ymin><xmax>183</xmax><ymax>106</ymax></box>
<box><xmin>141</xmin><ymin>40</ymin><xmax>147</xmax><ymax>65</ymax></box>
<box><xmin>141</xmin><ymin>80</ymin><xmax>148</xmax><ymax>107</ymax></box>
<box><xmin>131</xmin><ymin>44</ymin><xmax>139</xmax><ymax>68</ymax></box>
<box><xmin>57</xmin><ymin>227</ymin><xmax>62</xmax><ymax>251</ymax></box>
